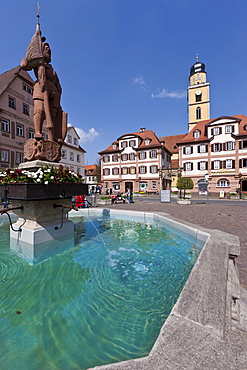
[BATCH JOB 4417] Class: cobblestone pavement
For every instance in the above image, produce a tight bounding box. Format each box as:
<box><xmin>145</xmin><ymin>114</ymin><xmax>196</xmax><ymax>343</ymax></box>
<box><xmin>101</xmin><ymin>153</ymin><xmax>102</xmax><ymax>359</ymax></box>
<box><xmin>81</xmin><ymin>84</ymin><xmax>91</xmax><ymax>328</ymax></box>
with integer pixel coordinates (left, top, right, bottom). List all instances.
<box><xmin>97</xmin><ymin>197</ymin><xmax>247</xmax><ymax>289</ymax></box>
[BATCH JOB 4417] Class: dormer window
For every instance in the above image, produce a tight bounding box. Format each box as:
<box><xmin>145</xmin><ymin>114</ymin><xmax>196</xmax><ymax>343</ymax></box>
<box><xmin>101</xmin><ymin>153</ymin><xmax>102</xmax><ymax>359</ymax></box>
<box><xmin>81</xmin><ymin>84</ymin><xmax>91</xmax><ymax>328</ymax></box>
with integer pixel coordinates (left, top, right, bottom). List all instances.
<box><xmin>129</xmin><ymin>140</ymin><xmax>136</xmax><ymax>147</ymax></box>
<box><xmin>145</xmin><ymin>139</ymin><xmax>150</xmax><ymax>145</ymax></box>
<box><xmin>194</xmin><ymin>130</ymin><xmax>200</xmax><ymax>139</ymax></box>
<box><xmin>121</xmin><ymin>141</ymin><xmax>127</xmax><ymax>148</ymax></box>
<box><xmin>112</xmin><ymin>144</ymin><xmax>117</xmax><ymax>150</ymax></box>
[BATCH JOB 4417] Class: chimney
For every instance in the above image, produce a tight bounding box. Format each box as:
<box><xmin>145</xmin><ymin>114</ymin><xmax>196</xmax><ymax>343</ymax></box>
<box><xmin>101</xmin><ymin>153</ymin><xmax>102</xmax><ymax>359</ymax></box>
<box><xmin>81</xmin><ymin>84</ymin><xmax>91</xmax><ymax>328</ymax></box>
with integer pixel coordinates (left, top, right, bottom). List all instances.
<box><xmin>140</xmin><ymin>127</ymin><xmax>146</xmax><ymax>133</ymax></box>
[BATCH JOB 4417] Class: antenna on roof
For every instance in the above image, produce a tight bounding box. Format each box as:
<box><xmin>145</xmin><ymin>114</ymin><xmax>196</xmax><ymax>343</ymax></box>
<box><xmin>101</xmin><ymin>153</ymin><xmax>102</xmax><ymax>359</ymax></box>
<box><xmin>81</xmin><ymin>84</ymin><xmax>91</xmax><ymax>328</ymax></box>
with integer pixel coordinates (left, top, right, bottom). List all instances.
<box><xmin>196</xmin><ymin>54</ymin><xmax>199</xmax><ymax>62</ymax></box>
<box><xmin>36</xmin><ymin>2</ymin><xmax>40</xmax><ymax>24</ymax></box>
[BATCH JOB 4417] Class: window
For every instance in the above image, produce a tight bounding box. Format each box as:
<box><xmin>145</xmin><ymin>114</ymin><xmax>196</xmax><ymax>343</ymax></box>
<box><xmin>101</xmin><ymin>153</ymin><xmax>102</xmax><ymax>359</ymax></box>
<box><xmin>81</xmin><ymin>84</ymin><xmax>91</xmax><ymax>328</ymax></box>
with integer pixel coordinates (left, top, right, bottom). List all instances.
<box><xmin>122</xmin><ymin>153</ymin><xmax>128</xmax><ymax>161</ymax></box>
<box><xmin>129</xmin><ymin>152</ymin><xmax>135</xmax><ymax>161</ymax></box>
<box><xmin>199</xmin><ymin>144</ymin><xmax>206</xmax><ymax>153</ymax></box>
<box><xmin>145</xmin><ymin>139</ymin><xmax>150</xmax><ymax>145</ymax></box>
<box><xmin>150</xmin><ymin>165</ymin><xmax>158</xmax><ymax>174</ymax></box>
<box><xmin>16</xmin><ymin>152</ymin><xmax>23</xmax><ymax>165</ymax></box>
<box><xmin>214</xmin><ymin>127</ymin><xmax>219</xmax><ymax>135</ymax></box>
<box><xmin>112</xmin><ymin>167</ymin><xmax>119</xmax><ymax>175</ymax></box>
<box><xmin>241</xmin><ymin>158</ymin><xmax>247</xmax><ymax>168</ymax></box>
<box><xmin>16</xmin><ymin>124</ymin><xmax>24</xmax><ymax>137</ymax></box>
<box><xmin>23</xmin><ymin>103</ymin><xmax>29</xmax><ymax>115</ymax></box>
<box><xmin>62</xmin><ymin>150</ymin><xmax>66</xmax><ymax>159</ymax></box>
<box><xmin>70</xmin><ymin>166</ymin><xmax>74</xmax><ymax>171</ymax></box>
<box><xmin>1</xmin><ymin>150</ymin><xmax>9</xmax><ymax>162</ymax></box>
<box><xmin>194</xmin><ymin>130</ymin><xmax>200</xmax><ymax>138</ymax></box>
<box><xmin>23</xmin><ymin>83</ymin><xmax>33</xmax><ymax>94</ymax></box>
<box><xmin>29</xmin><ymin>129</ymin><xmax>35</xmax><ymax>138</ymax></box>
<box><xmin>70</xmin><ymin>152</ymin><xmax>74</xmax><ymax>161</ymax></box>
<box><xmin>113</xmin><ymin>182</ymin><xmax>120</xmax><ymax>190</ymax></box>
<box><xmin>129</xmin><ymin>140</ymin><xmax>136</xmax><ymax>147</ymax></box>
<box><xmin>130</xmin><ymin>166</ymin><xmax>136</xmax><ymax>174</ymax></box>
<box><xmin>139</xmin><ymin>151</ymin><xmax>146</xmax><ymax>160</ymax></box>
<box><xmin>103</xmin><ymin>155</ymin><xmax>110</xmax><ymax>163</ymax></box>
<box><xmin>185</xmin><ymin>162</ymin><xmax>192</xmax><ymax>171</ymax></box>
<box><xmin>67</xmin><ymin>135</ymin><xmax>72</xmax><ymax>143</ymax></box>
<box><xmin>8</xmin><ymin>96</ymin><xmax>16</xmax><ymax>109</ymax></box>
<box><xmin>213</xmin><ymin>143</ymin><xmax>220</xmax><ymax>152</ymax></box>
<box><xmin>225</xmin><ymin>125</ymin><xmax>232</xmax><ymax>134</ymax></box>
<box><xmin>112</xmin><ymin>144</ymin><xmax>117</xmax><ymax>150</ymax></box>
<box><xmin>77</xmin><ymin>168</ymin><xmax>81</xmax><ymax>174</ymax></box>
<box><xmin>213</xmin><ymin>161</ymin><xmax>220</xmax><ymax>170</ymax></box>
<box><xmin>77</xmin><ymin>154</ymin><xmax>80</xmax><ymax>163</ymax></box>
<box><xmin>121</xmin><ymin>141</ymin><xmax>127</xmax><ymax>148</ymax></box>
<box><xmin>150</xmin><ymin>150</ymin><xmax>157</xmax><ymax>158</ymax></box>
<box><xmin>185</xmin><ymin>146</ymin><xmax>191</xmax><ymax>154</ymax></box>
<box><xmin>195</xmin><ymin>92</ymin><xmax>202</xmax><ymax>102</ymax></box>
<box><xmin>242</xmin><ymin>140</ymin><xmax>247</xmax><ymax>149</ymax></box>
<box><xmin>122</xmin><ymin>167</ymin><xmax>128</xmax><ymax>175</ymax></box>
<box><xmin>199</xmin><ymin>161</ymin><xmax>206</xmax><ymax>170</ymax></box>
<box><xmin>74</xmin><ymin>137</ymin><xmax>78</xmax><ymax>146</ymax></box>
<box><xmin>226</xmin><ymin>142</ymin><xmax>234</xmax><ymax>150</ymax></box>
<box><xmin>217</xmin><ymin>179</ymin><xmax>230</xmax><ymax>187</ymax></box>
<box><xmin>103</xmin><ymin>168</ymin><xmax>110</xmax><ymax>176</ymax></box>
<box><xmin>139</xmin><ymin>166</ymin><xmax>146</xmax><ymax>174</ymax></box>
<box><xmin>152</xmin><ymin>181</ymin><xmax>157</xmax><ymax>189</ymax></box>
<box><xmin>1</xmin><ymin>119</ymin><xmax>9</xmax><ymax>132</ymax></box>
<box><xmin>226</xmin><ymin>160</ymin><xmax>232</xmax><ymax>169</ymax></box>
<box><xmin>196</xmin><ymin>107</ymin><xmax>201</xmax><ymax>120</ymax></box>
<box><xmin>112</xmin><ymin>154</ymin><xmax>119</xmax><ymax>162</ymax></box>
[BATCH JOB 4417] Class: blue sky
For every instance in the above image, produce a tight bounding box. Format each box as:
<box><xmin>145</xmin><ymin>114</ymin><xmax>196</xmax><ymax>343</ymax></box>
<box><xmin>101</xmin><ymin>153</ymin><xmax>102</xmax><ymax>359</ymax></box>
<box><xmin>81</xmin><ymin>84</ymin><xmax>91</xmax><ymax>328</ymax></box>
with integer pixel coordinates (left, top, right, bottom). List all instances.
<box><xmin>1</xmin><ymin>0</ymin><xmax>247</xmax><ymax>164</ymax></box>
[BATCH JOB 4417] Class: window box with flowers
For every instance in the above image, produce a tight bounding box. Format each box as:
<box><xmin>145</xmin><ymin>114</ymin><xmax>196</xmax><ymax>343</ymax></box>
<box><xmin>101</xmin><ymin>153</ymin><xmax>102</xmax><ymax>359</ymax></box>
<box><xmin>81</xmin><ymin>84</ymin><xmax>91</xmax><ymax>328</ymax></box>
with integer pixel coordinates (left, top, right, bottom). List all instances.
<box><xmin>0</xmin><ymin>165</ymin><xmax>88</xmax><ymax>200</ymax></box>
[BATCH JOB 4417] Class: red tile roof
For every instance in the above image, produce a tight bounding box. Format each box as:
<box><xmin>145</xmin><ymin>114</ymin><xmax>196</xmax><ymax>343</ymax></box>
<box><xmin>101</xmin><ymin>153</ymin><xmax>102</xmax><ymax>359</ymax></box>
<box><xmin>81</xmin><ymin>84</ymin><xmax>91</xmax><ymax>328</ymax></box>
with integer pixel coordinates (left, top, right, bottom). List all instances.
<box><xmin>159</xmin><ymin>134</ymin><xmax>186</xmax><ymax>154</ymax></box>
<box><xmin>0</xmin><ymin>66</ymin><xmax>33</xmax><ymax>96</ymax></box>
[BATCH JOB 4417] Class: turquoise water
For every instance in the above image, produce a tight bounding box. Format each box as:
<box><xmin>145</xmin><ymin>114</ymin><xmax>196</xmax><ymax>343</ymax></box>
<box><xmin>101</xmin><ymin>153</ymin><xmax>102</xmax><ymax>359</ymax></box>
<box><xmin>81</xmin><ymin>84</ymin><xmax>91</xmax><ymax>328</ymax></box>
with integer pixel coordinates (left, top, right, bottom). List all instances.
<box><xmin>0</xmin><ymin>215</ymin><xmax>203</xmax><ymax>370</ymax></box>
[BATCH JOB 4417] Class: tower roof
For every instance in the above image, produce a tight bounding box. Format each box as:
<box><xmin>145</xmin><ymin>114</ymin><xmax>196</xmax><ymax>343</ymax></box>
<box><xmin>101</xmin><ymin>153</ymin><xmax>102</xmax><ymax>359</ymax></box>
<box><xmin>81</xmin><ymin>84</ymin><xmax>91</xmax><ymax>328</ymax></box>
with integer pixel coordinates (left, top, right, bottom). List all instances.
<box><xmin>190</xmin><ymin>56</ymin><xmax>206</xmax><ymax>77</ymax></box>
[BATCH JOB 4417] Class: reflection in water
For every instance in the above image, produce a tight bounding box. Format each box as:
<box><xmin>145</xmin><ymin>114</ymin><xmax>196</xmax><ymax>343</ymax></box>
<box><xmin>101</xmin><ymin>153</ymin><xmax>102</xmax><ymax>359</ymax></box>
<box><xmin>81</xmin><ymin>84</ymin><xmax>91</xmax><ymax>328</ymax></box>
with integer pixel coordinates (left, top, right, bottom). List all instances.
<box><xmin>0</xmin><ymin>214</ymin><xmax>204</xmax><ymax>370</ymax></box>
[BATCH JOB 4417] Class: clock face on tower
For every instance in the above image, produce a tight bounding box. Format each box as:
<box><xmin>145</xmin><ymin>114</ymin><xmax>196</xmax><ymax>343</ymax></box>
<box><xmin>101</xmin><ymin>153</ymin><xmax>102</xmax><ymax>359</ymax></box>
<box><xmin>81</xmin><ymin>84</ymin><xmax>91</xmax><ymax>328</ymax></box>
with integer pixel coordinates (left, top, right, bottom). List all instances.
<box><xmin>196</xmin><ymin>89</ymin><xmax>202</xmax><ymax>95</ymax></box>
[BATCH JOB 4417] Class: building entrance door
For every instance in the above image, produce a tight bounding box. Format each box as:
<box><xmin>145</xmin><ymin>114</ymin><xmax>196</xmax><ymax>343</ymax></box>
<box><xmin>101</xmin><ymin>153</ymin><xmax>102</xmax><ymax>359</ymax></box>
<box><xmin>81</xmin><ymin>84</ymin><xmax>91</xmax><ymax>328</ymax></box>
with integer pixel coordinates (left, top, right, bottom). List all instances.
<box><xmin>125</xmin><ymin>182</ymin><xmax>133</xmax><ymax>192</ymax></box>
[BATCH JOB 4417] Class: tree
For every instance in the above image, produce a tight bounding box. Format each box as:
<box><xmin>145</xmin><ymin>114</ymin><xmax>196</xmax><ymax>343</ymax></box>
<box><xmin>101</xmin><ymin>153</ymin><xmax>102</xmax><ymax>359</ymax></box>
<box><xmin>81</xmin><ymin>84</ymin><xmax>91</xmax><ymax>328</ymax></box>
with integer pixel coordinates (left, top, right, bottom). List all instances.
<box><xmin>176</xmin><ymin>177</ymin><xmax>194</xmax><ymax>198</ymax></box>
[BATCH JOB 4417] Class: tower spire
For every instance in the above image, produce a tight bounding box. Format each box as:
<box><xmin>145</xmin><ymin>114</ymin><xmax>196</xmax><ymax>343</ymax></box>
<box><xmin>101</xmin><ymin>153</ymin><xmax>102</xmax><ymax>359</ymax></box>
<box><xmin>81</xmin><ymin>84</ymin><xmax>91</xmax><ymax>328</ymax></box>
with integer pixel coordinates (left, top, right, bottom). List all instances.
<box><xmin>36</xmin><ymin>2</ymin><xmax>40</xmax><ymax>24</ymax></box>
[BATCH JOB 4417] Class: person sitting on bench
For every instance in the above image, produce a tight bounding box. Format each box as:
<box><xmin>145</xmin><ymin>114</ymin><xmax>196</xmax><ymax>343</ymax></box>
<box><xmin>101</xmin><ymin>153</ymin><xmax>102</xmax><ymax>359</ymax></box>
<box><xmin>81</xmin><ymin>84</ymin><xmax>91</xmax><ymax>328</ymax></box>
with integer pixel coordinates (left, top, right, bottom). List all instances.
<box><xmin>112</xmin><ymin>192</ymin><xmax>125</xmax><ymax>204</ymax></box>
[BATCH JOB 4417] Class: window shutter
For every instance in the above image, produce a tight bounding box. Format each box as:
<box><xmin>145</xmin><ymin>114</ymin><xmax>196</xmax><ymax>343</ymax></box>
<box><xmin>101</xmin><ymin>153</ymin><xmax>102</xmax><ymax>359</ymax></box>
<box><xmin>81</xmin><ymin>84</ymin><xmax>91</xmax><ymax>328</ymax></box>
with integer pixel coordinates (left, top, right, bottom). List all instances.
<box><xmin>211</xmin><ymin>161</ymin><xmax>214</xmax><ymax>169</ymax></box>
<box><xmin>149</xmin><ymin>165</ymin><xmax>152</xmax><ymax>172</ymax></box>
<box><xmin>232</xmin><ymin>125</ymin><xmax>235</xmax><ymax>133</ymax></box>
<box><xmin>183</xmin><ymin>147</ymin><xmax>186</xmax><ymax>154</ymax></box>
<box><xmin>211</xmin><ymin>144</ymin><xmax>214</xmax><ymax>152</ymax></box>
<box><xmin>219</xmin><ymin>127</ymin><xmax>222</xmax><ymax>134</ymax></box>
<box><xmin>206</xmin><ymin>144</ymin><xmax>208</xmax><ymax>152</ymax></box>
<box><xmin>183</xmin><ymin>163</ymin><xmax>186</xmax><ymax>171</ymax></box>
<box><xmin>191</xmin><ymin>146</ymin><xmax>193</xmax><ymax>154</ymax></box>
<box><xmin>211</xmin><ymin>128</ymin><xmax>214</xmax><ymax>136</ymax></box>
<box><xmin>220</xmin><ymin>143</ymin><xmax>222</xmax><ymax>151</ymax></box>
<box><xmin>103</xmin><ymin>169</ymin><xmax>105</xmax><ymax>175</ymax></box>
<box><xmin>239</xmin><ymin>159</ymin><xmax>242</xmax><ymax>168</ymax></box>
<box><xmin>232</xmin><ymin>160</ymin><xmax>235</xmax><ymax>169</ymax></box>
<box><xmin>139</xmin><ymin>167</ymin><xmax>141</xmax><ymax>173</ymax></box>
<box><xmin>197</xmin><ymin>162</ymin><xmax>200</xmax><ymax>170</ymax></box>
<box><xmin>222</xmin><ymin>161</ymin><xmax>225</xmax><ymax>169</ymax></box>
<box><xmin>197</xmin><ymin>146</ymin><xmax>200</xmax><ymax>153</ymax></box>
<box><xmin>145</xmin><ymin>166</ymin><xmax>147</xmax><ymax>173</ymax></box>
<box><xmin>149</xmin><ymin>151</ymin><xmax>152</xmax><ymax>158</ymax></box>
<box><xmin>191</xmin><ymin>163</ymin><xmax>193</xmax><ymax>170</ymax></box>
<box><xmin>239</xmin><ymin>141</ymin><xmax>242</xmax><ymax>149</ymax></box>
<box><xmin>223</xmin><ymin>143</ymin><xmax>226</xmax><ymax>151</ymax></box>
<box><xmin>205</xmin><ymin>162</ymin><xmax>208</xmax><ymax>170</ymax></box>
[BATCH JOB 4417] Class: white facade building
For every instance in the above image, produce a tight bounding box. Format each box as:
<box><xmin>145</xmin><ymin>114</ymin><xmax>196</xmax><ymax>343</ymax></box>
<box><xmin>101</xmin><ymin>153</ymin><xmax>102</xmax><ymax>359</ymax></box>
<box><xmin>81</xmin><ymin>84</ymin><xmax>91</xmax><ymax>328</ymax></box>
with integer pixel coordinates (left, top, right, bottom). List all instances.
<box><xmin>60</xmin><ymin>126</ymin><xmax>86</xmax><ymax>178</ymax></box>
<box><xmin>99</xmin><ymin>128</ymin><xmax>171</xmax><ymax>194</ymax></box>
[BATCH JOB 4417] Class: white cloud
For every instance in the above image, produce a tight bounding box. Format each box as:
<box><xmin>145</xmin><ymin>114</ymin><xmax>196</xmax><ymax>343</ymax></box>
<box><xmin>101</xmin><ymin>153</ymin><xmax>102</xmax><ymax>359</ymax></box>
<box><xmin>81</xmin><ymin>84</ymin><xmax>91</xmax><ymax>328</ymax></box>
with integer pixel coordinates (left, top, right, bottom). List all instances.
<box><xmin>151</xmin><ymin>88</ymin><xmax>186</xmax><ymax>99</ymax></box>
<box><xmin>75</xmin><ymin>127</ymin><xmax>99</xmax><ymax>144</ymax></box>
<box><xmin>132</xmin><ymin>74</ymin><xmax>146</xmax><ymax>85</ymax></box>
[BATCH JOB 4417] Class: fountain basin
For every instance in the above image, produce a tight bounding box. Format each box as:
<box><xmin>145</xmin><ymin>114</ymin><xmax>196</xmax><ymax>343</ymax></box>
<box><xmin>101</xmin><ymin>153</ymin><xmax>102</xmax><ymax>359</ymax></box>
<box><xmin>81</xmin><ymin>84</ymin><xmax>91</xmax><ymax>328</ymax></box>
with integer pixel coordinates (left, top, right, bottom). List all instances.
<box><xmin>68</xmin><ymin>208</ymin><xmax>241</xmax><ymax>370</ymax></box>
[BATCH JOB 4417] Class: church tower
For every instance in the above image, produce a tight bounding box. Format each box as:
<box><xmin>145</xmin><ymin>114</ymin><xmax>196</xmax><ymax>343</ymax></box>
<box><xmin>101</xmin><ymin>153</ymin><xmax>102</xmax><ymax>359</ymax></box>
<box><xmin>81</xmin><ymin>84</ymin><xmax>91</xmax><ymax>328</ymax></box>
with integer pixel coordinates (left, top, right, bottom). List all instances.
<box><xmin>187</xmin><ymin>56</ymin><xmax>210</xmax><ymax>131</ymax></box>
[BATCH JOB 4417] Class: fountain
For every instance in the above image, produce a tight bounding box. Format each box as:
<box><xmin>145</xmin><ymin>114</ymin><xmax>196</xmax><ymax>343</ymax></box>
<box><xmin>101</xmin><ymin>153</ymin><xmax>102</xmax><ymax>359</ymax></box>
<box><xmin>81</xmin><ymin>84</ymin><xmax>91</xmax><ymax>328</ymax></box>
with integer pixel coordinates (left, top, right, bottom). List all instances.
<box><xmin>0</xmin><ymin>14</ymin><xmax>87</xmax><ymax>256</ymax></box>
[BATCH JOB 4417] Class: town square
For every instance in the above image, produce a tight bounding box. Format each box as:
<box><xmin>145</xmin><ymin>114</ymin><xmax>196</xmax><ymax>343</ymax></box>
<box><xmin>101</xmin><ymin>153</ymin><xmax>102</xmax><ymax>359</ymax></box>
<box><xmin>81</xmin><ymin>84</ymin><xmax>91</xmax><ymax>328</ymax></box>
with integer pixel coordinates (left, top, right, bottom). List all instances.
<box><xmin>0</xmin><ymin>1</ymin><xmax>247</xmax><ymax>369</ymax></box>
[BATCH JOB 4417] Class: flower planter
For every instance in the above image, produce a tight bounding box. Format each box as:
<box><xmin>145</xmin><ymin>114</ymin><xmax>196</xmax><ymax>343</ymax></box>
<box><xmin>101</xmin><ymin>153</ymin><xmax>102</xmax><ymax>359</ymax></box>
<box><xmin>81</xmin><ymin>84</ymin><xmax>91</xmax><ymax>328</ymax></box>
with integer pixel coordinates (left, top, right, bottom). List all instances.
<box><xmin>177</xmin><ymin>198</ymin><xmax>191</xmax><ymax>205</ymax></box>
<box><xmin>98</xmin><ymin>199</ymin><xmax>112</xmax><ymax>205</ymax></box>
<box><xmin>229</xmin><ymin>196</ymin><xmax>239</xmax><ymax>200</ymax></box>
<box><xmin>0</xmin><ymin>183</ymin><xmax>88</xmax><ymax>200</ymax></box>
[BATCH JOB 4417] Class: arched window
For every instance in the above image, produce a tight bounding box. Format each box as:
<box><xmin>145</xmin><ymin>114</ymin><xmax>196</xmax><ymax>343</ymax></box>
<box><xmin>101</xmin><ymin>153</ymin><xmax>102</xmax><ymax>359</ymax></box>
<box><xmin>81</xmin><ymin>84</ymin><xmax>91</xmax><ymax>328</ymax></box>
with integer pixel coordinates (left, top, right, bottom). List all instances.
<box><xmin>217</xmin><ymin>178</ymin><xmax>230</xmax><ymax>187</ymax></box>
<box><xmin>196</xmin><ymin>107</ymin><xmax>201</xmax><ymax>120</ymax></box>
